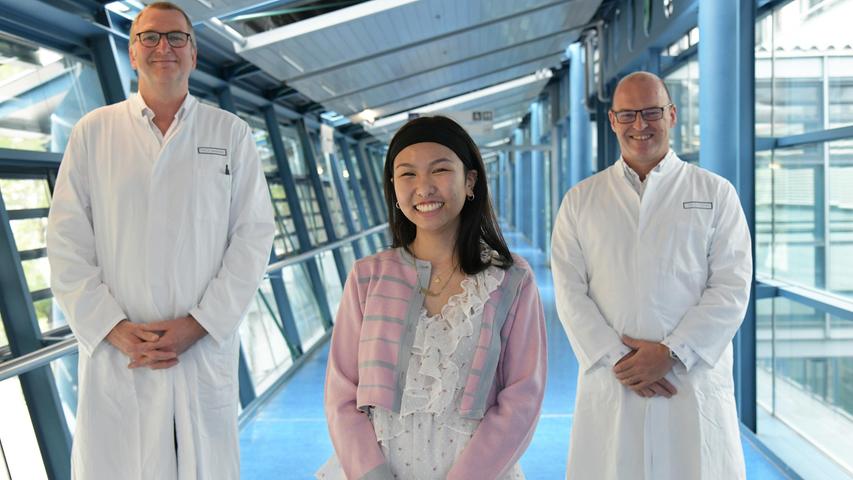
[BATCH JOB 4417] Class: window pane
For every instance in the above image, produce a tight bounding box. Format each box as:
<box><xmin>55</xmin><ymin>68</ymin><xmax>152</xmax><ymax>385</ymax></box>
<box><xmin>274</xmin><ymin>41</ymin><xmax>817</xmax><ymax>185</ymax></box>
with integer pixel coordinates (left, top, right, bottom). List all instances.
<box><xmin>34</xmin><ymin>298</ymin><xmax>66</xmax><ymax>332</ymax></box>
<box><xmin>664</xmin><ymin>57</ymin><xmax>699</xmax><ymax>155</ymax></box>
<box><xmin>0</xmin><ymin>377</ymin><xmax>48</xmax><ymax>479</ymax></box>
<box><xmin>281</xmin><ymin>127</ymin><xmax>306</xmax><ymax>176</ymax></box>
<box><xmin>50</xmin><ymin>354</ymin><xmax>78</xmax><ymax>434</ymax></box>
<box><xmin>757</xmin><ymin>295</ymin><xmax>853</xmax><ymax>473</ymax></box>
<box><xmin>757</xmin><ymin>0</ymin><xmax>853</xmax><ymax>137</ymax></box>
<box><xmin>9</xmin><ymin>218</ymin><xmax>47</xmax><ymax>251</ymax></box>
<box><xmin>755</xmin><ymin>150</ymin><xmax>774</xmax><ymax>278</ymax></box>
<box><xmin>0</xmin><ymin>34</ymin><xmax>106</xmax><ymax>153</ymax></box>
<box><xmin>282</xmin><ymin>263</ymin><xmax>325</xmax><ymax>350</ymax></box>
<box><xmin>0</xmin><ymin>179</ymin><xmax>50</xmax><ymax>210</ymax></box>
<box><xmin>297</xmin><ymin>181</ymin><xmax>326</xmax><ymax>245</ymax></box>
<box><xmin>239</xmin><ymin>279</ymin><xmax>293</xmax><ymax>395</ymax></box>
<box><xmin>21</xmin><ymin>256</ymin><xmax>50</xmax><ymax>292</ymax></box>
<box><xmin>758</xmin><ymin>143</ymin><xmax>825</xmax><ymax>288</ymax></box>
<box><xmin>317</xmin><ymin>250</ymin><xmax>344</xmax><ymax>315</ymax></box>
<box><xmin>238</xmin><ymin>114</ymin><xmax>276</xmax><ymax>175</ymax></box>
<box><xmin>828</xmin><ymin>139</ymin><xmax>853</xmax><ymax>299</ymax></box>
<box><xmin>828</xmin><ymin>57</ymin><xmax>853</xmax><ymax>129</ymax></box>
<box><xmin>268</xmin><ymin>180</ymin><xmax>299</xmax><ymax>257</ymax></box>
<box><xmin>0</xmin><ymin>310</ymin><xmax>7</xmax><ymax>348</ymax></box>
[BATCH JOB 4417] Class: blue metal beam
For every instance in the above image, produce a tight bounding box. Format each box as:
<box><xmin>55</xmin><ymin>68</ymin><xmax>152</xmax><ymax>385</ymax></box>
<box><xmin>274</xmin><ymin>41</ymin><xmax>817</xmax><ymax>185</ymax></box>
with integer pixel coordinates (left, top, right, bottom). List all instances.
<box><xmin>569</xmin><ymin>43</ymin><xmax>592</xmax><ymax>189</ymax></box>
<box><xmin>89</xmin><ymin>33</ymin><xmax>129</xmax><ymax>105</ymax></box>
<box><xmin>698</xmin><ymin>0</ymin><xmax>757</xmax><ymax>432</ymax></box>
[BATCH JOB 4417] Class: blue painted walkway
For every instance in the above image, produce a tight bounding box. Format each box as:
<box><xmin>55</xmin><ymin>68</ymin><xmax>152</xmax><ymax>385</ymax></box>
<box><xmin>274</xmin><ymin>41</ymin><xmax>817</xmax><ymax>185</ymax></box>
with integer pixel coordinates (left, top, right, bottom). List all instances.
<box><xmin>240</xmin><ymin>234</ymin><xmax>792</xmax><ymax>479</ymax></box>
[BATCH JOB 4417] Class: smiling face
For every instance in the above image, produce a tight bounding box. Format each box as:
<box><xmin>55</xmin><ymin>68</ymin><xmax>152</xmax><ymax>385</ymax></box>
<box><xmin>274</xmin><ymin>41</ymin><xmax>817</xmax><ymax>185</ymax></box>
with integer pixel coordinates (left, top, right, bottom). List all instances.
<box><xmin>129</xmin><ymin>7</ymin><xmax>196</xmax><ymax>96</ymax></box>
<box><xmin>392</xmin><ymin>142</ymin><xmax>477</xmax><ymax>241</ymax></box>
<box><xmin>609</xmin><ymin>73</ymin><xmax>677</xmax><ymax>172</ymax></box>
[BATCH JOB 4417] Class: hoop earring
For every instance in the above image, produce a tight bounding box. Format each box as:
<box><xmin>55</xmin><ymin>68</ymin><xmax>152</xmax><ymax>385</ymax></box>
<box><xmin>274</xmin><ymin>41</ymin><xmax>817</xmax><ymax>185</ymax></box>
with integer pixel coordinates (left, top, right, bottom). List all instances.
<box><xmin>466</xmin><ymin>193</ymin><xmax>475</xmax><ymax>201</ymax></box>
<box><xmin>395</xmin><ymin>202</ymin><xmax>400</xmax><ymax>209</ymax></box>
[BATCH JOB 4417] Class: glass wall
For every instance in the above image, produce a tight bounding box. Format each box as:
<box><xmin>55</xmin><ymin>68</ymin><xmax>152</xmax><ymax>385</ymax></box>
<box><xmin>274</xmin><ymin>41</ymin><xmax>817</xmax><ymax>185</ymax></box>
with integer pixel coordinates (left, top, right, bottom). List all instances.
<box><xmin>664</xmin><ymin>57</ymin><xmax>700</xmax><ymax>156</ymax></box>
<box><xmin>757</xmin><ymin>296</ymin><xmax>853</xmax><ymax>473</ymax></box>
<box><xmin>0</xmin><ymin>377</ymin><xmax>48</xmax><ymax>479</ymax></box>
<box><xmin>755</xmin><ymin>1</ymin><xmax>853</xmax><ymax>476</ymax></box>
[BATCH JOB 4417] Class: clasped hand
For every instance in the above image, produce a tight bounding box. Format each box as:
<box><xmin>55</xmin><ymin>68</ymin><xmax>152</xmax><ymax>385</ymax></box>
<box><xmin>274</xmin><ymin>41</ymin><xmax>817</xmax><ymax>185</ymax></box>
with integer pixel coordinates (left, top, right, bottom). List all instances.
<box><xmin>105</xmin><ymin>316</ymin><xmax>207</xmax><ymax>369</ymax></box>
<box><xmin>613</xmin><ymin>336</ymin><xmax>677</xmax><ymax>399</ymax></box>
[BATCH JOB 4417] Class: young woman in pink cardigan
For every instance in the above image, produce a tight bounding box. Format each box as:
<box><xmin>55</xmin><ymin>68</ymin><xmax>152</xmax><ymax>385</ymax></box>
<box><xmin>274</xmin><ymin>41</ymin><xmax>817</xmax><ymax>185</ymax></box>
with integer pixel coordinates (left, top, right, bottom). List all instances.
<box><xmin>318</xmin><ymin>116</ymin><xmax>547</xmax><ymax>480</ymax></box>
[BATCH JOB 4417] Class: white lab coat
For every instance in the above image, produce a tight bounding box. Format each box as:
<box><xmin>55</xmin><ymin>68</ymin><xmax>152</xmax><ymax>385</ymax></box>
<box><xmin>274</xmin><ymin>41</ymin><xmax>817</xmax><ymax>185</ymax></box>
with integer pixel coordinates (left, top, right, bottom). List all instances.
<box><xmin>47</xmin><ymin>93</ymin><xmax>275</xmax><ymax>480</ymax></box>
<box><xmin>551</xmin><ymin>151</ymin><xmax>751</xmax><ymax>480</ymax></box>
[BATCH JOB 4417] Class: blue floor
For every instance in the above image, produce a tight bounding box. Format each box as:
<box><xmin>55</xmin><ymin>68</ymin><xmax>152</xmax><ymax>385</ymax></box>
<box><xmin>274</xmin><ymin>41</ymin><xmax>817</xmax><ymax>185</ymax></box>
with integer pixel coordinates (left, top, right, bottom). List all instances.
<box><xmin>240</xmin><ymin>233</ymin><xmax>793</xmax><ymax>479</ymax></box>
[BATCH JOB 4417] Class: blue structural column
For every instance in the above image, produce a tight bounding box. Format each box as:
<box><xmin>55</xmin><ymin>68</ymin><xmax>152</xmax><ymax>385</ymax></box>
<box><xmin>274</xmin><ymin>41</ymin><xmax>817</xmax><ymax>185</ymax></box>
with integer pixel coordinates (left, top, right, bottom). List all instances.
<box><xmin>296</xmin><ymin>119</ymin><xmax>348</xmax><ymax>286</ymax></box>
<box><xmin>699</xmin><ymin>0</ymin><xmax>757</xmax><ymax>431</ymax></box>
<box><xmin>0</xmin><ymin>195</ymin><xmax>71</xmax><ymax>480</ymax></box>
<box><xmin>569</xmin><ymin>43</ymin><xmax>592</xmax><ymax>189</ymax></box>
<box><xmin>512</xmin><ymin>130</ymin><xmax>524</xmax><ymax>233</ymax></box>
<box><xmin>261</xmin><ymin>107</ymin><xmax>334</xmax><ymax>331</ymax></box>
<box><xmin>215</xmin><ymin>86</ymin><xmax>257</xmax><ymax>407</ymax></box>
<box><xmin>498</xmin><ymin>152</ymin><xmax>508</xmax><ymax>220</ymax></box>
<box><xmin>530</xmin><ymin>102</ymin><xmax>545</xmax><ymax>250</ymax></box>
<box><xmin>337</xmin><ymin>137</ymin><xmax>377</xmax><ymax>252</ymax></box>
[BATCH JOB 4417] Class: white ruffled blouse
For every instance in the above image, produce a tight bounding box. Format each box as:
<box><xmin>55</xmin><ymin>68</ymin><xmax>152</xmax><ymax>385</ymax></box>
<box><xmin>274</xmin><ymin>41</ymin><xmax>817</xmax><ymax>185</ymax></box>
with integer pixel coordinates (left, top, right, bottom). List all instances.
<box><xmin>318</xmin><ymin>262</ymin><xmax>525</xmax><ymax>480</ymax></box>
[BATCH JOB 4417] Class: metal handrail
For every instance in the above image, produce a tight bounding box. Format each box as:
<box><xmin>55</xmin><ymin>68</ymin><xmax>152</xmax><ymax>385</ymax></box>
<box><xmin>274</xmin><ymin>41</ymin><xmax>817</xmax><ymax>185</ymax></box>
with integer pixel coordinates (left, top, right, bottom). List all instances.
<box><xmin>0</xmin><ymin>337</ymin><xmax>77</xmax><ymax>382</ymax></box>
<box><xmin>266</xmin><ymin>223</ymin><xmax>387</xmax><ymax>271</ymax></box>
<box><xmin>0</xmin><ymin>223</ymin><xmax>389</xmax><ymax>382</ymax></box>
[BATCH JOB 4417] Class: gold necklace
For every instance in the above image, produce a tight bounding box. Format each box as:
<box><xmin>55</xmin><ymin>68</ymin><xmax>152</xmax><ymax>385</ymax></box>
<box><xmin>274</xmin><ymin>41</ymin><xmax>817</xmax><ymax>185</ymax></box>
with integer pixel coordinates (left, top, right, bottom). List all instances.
<box><xmin>421</xmin><ymin>264</ymin><xmax>458</xmax><ymax>297</ymax></box>
<box><xmin>406</xmin><ymin>248</ymin><xmax>459</xmax><ymax>297</ymax></box>
<box><xmin>430</xmin><ymin>263</ymin><xmax>456</xmax><ymax>285</ymax></box>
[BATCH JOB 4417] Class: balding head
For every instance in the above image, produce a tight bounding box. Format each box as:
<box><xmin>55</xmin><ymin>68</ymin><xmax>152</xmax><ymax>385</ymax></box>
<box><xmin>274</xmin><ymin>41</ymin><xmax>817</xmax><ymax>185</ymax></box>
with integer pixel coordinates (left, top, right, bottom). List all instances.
<box><xmin>613</xmin><ymin>71</ymin><xmax>672</xmax><ymax>107</ymax></box>
<box><xmin>608</xmin><ymin>71</ymin><xmax>677</xmax><ymax>178</ymax></box>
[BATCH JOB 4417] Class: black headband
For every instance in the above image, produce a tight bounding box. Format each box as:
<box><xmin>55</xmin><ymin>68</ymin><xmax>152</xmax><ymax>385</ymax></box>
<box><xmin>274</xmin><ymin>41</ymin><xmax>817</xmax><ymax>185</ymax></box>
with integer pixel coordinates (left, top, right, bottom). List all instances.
<box><xmin>386</xmin><ymin>118</ymin><xmax>471</xmax><ymax>167</ymax></box>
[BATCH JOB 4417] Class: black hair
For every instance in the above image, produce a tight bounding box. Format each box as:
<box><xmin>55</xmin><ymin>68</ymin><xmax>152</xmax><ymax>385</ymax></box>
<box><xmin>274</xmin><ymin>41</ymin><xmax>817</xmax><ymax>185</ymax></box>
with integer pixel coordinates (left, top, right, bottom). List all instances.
<box><xmin>383</xmin><ymin>115</ymin><xmax>513</xmax><ymax>274</ymax></box>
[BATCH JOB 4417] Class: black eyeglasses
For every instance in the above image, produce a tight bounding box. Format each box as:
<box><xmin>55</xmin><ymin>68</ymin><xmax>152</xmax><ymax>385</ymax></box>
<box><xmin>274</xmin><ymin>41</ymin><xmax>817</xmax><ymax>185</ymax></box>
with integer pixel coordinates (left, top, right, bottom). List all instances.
<box><xmin>611</xmin><ymin>104</ymin><xmax>673</xmax><ymax>124</ymax></box>
<box><xmin>136</xmin><ymin>31</ymin><xmax>192</xmax><ymax>48</ymax></box>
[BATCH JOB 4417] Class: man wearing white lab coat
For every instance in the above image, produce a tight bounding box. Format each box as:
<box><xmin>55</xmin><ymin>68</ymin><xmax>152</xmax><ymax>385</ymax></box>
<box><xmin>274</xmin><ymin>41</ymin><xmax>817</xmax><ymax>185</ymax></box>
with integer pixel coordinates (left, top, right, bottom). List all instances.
<box><xmin>552</xmin><ymin>71</ymin><xmax>751</xmax><ymax>479</ymax></box>
<box><xmin>46</xmin><ymin>3</ymin><xmax>275</xmax><ymax>478</ymax></box>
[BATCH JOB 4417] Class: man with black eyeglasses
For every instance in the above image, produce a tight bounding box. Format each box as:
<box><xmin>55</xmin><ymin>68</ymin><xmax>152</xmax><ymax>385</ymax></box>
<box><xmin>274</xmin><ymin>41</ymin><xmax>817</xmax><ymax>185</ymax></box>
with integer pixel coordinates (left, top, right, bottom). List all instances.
<box><xmin>47</xmin><ymin>2</ymin><xmax>274</xmax><ymax>478</ymax></box>
<box><xmin>551</xmin><ymin>71</ymin><xmax>751</xmax><ymax>479</ymax></box>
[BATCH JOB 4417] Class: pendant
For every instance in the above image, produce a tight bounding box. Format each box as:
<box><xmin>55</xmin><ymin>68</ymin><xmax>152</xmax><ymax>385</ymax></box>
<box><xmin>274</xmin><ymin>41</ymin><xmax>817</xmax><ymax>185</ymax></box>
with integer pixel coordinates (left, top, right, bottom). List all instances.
<box><xmin>420</xmin><ymin>287</ymin><xmax>438</xmax><ymax>297</ymax></box>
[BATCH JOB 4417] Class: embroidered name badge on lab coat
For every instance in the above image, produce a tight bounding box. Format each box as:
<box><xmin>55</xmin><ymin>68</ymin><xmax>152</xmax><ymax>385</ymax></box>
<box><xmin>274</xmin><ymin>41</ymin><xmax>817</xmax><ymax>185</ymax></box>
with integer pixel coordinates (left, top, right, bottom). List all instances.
<box><xmin>683</xmin><ymin>201</ymin><xmax>713</xmax><ymax>209</ymax></box>
<box><xmin>198</xmin><ymin>147</ymin><xmax>227</xmax><ymax>156</ymax></box>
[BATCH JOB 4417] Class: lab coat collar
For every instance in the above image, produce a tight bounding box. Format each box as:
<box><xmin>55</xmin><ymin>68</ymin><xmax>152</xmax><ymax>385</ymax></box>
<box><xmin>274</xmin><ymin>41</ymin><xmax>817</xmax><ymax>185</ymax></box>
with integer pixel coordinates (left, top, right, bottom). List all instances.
<box><xmin>617</xmin><ymin>149</ymin><xmax>679</xmax><ymax>181</ymax></box>
<box><xmin>130</xmin><ymin>91</ymin><xmax>196</xmax><ymax>121</ymax></box>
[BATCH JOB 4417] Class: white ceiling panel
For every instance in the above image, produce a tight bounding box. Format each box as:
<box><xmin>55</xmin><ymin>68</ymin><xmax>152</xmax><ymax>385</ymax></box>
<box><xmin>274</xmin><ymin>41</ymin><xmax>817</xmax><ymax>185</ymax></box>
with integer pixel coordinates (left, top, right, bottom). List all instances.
<box><xmin>296</xmin><ymin>34</ymin><xmax>575</xmax><ymax>116</ymax></box>
<box><xmin>344</xmin><ymin>59</ymin><xmax>560</xmax><ymax>118</ymax></box>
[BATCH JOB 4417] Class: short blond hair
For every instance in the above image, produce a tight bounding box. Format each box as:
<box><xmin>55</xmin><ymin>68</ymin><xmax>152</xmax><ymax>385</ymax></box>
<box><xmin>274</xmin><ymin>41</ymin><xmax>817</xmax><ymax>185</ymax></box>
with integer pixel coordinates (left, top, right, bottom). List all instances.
<box><xmin>130</xmin><ymin>2</ymin><xmax>195</xmax><ymax>48</ymax></box>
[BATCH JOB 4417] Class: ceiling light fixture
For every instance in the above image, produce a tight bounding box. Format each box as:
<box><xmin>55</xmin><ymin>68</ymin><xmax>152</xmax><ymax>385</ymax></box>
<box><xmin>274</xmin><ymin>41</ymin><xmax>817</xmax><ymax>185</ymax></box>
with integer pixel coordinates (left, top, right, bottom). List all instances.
<box><xmin>492</xmin><ymin>117</ymin><xmax>523</xmax><ymax>130</ymax></box>
<box><xmin>208</xmin><ymin>17</ymin><xmax>247</xmax><ymax>45</ymax></box>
